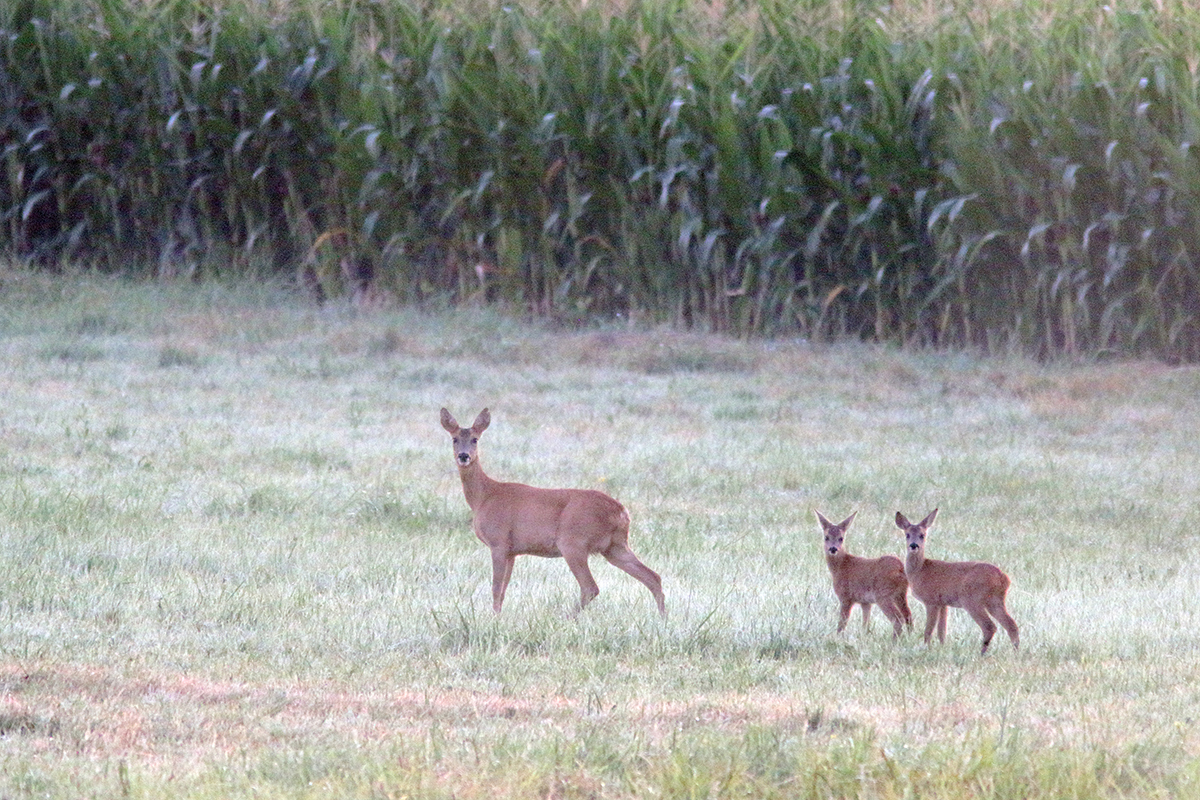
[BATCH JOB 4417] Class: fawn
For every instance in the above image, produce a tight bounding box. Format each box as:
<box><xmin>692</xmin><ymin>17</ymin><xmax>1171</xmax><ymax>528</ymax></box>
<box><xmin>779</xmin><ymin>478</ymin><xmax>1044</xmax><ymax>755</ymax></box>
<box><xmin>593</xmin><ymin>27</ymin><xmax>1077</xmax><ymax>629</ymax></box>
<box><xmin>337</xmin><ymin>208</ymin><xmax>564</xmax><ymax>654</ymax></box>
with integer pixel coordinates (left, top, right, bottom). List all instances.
<box><xmin>817</xmin><ymin>511</ymin><xmax>912</xmax><ymax>637</ymax></box>
<box><xmin>440</xmin><ymin>408</ymin><xmax>666</xmax><ymax>616</ymax></box>
<box><xmin>895</xmin><ymin>509</ymin><xmax>1019</xmax><ymax>654</ymax></box>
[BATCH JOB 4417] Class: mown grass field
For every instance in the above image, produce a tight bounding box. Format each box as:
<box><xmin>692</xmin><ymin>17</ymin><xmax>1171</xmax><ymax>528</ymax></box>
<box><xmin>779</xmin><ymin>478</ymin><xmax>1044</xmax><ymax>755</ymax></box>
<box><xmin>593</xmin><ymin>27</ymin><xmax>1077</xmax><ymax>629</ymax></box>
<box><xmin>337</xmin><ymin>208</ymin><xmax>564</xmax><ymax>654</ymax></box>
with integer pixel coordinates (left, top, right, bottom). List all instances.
<box><xmin>1</xmin><ymin>270</ymin><xmax>1199</xmax><ymax>797</ymax></box>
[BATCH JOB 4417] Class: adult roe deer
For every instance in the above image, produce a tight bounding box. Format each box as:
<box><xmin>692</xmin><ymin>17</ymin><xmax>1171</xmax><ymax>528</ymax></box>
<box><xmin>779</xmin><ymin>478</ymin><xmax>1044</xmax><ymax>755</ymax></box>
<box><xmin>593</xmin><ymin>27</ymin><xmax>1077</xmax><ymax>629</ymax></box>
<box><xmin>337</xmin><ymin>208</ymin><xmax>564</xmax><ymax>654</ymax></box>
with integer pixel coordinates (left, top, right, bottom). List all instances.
<box><xmin>440</xmin><ymin>408</ymin><xmax>666</xmax><ymax>616</ymax></box>
<box><xmin>894</xmin><ymin>509</ymin><xmax>1019</xmax><ymax>654</ymax></box>
<box><xmin>817</xmin><ymin>511</ymin><xmax>912</xmax><ymax>637</ymax></box>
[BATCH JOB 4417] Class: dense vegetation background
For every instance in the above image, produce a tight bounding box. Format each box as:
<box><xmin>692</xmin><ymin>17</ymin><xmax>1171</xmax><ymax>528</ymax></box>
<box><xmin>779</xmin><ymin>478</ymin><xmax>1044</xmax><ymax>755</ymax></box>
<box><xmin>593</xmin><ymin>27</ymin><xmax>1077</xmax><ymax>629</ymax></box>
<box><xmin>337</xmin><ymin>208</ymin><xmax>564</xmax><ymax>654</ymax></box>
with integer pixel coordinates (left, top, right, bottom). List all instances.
<box><xmin>3</xmin><ymin>0</ymin><xmax>1200</xmax><ymax>359</ymax></box>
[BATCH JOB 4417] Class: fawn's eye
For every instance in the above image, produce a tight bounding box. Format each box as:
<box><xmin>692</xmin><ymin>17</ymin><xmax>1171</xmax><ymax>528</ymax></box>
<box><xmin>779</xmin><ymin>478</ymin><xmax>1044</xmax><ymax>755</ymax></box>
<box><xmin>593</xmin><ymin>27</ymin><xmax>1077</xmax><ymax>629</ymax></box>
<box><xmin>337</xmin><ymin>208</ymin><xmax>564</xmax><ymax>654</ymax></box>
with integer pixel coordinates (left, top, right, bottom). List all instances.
<box><xmin>471</xmin><ymin>438</ymin><xmax>478</xmax><ymax>444</ymax></box>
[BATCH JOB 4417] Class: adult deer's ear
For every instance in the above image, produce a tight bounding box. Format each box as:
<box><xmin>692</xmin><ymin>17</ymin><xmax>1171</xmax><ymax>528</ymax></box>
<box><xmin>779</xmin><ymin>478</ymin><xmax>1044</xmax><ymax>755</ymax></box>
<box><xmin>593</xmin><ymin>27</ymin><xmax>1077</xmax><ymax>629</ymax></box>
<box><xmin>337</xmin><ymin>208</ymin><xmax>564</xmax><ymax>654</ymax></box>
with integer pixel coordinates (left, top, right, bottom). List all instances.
<box><xmin>440</xmin><ymin>408</ymin><xmax>459</xmax><ymax>433</ymax></box>
<box><xmin>472</xmin><ymin>408</ymin><xmax>491</xmax><ymax>434</ymax></box>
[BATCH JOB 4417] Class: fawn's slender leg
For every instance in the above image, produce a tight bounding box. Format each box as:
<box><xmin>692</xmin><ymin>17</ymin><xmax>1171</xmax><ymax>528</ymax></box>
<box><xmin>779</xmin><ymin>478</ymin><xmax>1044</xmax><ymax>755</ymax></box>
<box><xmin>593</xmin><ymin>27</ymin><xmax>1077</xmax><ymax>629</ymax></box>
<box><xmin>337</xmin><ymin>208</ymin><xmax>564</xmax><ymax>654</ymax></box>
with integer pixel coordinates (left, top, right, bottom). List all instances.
<box><xmin>936</xmin><ymin>606</ymin><xmax>949</xmax><ymax>643</ymax></box>
<box><xmin>922</xmin><ymin>604</ymin><xmax>941</xmax><ymax>644</ymax></box>
<box><xmin>989</xmin><ymin>598</ymin><xmax>1020</xmax><ymax>649</ymax></box>
<box><xmin>878</xmin><ymin>598</ymin><xmax>905</xmax><ymax>637</ymax></box>
<box><xmin>836</xmin><ymin>600</ymin><xmax>854</xmax><ymax>632</ymax></box>
<box><xmin>966</xmin><ymin>607</ymin><xmax>997</xmax><ymax>654</ymax></box>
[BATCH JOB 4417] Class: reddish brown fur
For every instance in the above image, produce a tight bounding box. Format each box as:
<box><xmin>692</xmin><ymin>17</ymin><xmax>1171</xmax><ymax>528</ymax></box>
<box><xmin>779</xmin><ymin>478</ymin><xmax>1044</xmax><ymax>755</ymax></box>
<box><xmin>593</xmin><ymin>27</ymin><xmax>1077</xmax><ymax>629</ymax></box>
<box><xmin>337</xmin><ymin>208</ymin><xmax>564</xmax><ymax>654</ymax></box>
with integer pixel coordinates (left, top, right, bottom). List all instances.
<box><xmin>895</xmin><ymin>509</ymin><xmax>1019</xmax><ymax>655</ymax></box>
<box><xmin>440</xmin><ymin>408</ymin><xmax>665</xmax><ymax>616</ymax></box>
<box><xmin>817</xmin><ymin>511</ymin><xmax>912</xmax><ymax>637</ymax></box>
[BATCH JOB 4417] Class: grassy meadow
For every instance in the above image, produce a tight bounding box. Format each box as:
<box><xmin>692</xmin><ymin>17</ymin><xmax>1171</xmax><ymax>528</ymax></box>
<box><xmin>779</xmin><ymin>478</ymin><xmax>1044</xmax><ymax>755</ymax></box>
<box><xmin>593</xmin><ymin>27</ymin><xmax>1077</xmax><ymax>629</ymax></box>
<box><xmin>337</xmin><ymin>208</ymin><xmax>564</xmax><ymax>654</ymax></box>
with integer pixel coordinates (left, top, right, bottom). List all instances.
<box><xmin>1</xmin><ymin>270</ymin><xmax>1200</xmax><ymax>797</ymax></box>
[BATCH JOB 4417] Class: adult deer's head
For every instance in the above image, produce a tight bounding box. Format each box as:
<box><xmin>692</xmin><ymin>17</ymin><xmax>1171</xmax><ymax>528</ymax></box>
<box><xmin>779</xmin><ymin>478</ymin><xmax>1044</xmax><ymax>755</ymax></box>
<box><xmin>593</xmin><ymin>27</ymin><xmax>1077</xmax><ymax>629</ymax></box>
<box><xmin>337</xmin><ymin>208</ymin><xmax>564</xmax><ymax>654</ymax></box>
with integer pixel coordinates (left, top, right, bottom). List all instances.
<box><xmin>440</xmin><ymin>408</ymin><xmax>490</xmax><ymax>467</ymax></box>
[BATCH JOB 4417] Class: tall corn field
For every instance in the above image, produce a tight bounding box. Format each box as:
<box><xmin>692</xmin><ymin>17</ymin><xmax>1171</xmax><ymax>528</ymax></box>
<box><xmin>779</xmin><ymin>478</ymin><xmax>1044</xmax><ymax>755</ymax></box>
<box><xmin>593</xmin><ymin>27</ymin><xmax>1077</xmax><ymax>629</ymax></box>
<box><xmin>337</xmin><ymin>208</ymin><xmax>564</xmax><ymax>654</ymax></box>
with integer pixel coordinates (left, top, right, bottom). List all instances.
<box><xmin>3</xmin><ymin>0</ymin><xmax>1200</xmax><ymax>360</ymax></box>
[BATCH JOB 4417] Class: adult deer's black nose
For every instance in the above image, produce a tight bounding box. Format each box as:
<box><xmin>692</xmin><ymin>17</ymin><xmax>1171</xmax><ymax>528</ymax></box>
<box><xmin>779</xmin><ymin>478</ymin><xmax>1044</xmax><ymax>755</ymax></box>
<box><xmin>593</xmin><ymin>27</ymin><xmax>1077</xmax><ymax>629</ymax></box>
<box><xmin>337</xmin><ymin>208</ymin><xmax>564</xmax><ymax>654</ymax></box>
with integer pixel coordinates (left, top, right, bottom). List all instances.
<box><xmin>457</xmin><ymin>453</ymin><xmax>470</xmax><ymax>464</ymax></box>
<box><xmin>909</xmin><ymin>542</ymin><xmax>919</xmax><ymax>550</ymax></box>
<box><xmin>827</xmin><ymin>546</ymin><xmax>838</xmax><ymax>554</ymax></box>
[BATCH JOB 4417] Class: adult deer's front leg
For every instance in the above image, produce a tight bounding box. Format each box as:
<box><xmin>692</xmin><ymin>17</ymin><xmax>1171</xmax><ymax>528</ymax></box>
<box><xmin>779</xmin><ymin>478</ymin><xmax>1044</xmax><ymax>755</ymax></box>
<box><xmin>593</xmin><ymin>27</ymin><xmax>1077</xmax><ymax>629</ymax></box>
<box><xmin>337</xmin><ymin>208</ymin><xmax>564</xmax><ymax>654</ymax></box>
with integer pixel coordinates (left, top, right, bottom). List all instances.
<box><xmin>491</xmin><ymin>549</ymin><xmax>515</xmax><ymax>613</ymax></box>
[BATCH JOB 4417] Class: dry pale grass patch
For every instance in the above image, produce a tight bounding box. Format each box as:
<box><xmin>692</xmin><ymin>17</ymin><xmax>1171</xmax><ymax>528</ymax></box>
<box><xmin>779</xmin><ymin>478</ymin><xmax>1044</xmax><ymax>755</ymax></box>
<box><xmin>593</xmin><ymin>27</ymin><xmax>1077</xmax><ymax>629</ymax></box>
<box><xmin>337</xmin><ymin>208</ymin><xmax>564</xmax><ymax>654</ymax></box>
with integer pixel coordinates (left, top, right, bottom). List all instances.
<box><xmin>8</xmin><ymin>659</ymin><xmax>1161</xmax><ymax>764</ymax></box>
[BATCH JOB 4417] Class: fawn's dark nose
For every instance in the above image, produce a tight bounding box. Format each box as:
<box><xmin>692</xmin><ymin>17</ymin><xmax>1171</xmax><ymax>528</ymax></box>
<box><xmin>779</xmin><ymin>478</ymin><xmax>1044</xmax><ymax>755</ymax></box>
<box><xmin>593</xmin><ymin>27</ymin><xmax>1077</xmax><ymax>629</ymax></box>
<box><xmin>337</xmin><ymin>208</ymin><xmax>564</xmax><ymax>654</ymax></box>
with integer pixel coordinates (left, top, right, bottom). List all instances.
<box><xmin>827</xmin><ymin>546</ymin><xmax>838</xmax><ymax>554</ymax></box>
<box><xmin>457</xmin><ymin>452</ymin><xmax>470</xmax><ymax>464</ymax></box>
<box><xmin>909</xmin><ymin>542</ymin><xmax>919</xmax><ymax>550</ymax></box>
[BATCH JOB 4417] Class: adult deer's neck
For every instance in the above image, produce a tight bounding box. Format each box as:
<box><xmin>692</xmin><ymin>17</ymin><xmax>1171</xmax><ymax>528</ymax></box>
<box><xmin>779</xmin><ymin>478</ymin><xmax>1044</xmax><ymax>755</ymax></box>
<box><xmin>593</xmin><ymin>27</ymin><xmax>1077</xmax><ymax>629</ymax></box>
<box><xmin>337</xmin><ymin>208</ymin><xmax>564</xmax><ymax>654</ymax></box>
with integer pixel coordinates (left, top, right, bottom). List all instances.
<box><xmin>456</xmin><ymin>459</ymin><xmax>497</xmax><ymax>510</ymax></box>
<box><xmin>905</xmin><ymin>548</ymin><xmax>925</xmax><ymax>576</ymax></box>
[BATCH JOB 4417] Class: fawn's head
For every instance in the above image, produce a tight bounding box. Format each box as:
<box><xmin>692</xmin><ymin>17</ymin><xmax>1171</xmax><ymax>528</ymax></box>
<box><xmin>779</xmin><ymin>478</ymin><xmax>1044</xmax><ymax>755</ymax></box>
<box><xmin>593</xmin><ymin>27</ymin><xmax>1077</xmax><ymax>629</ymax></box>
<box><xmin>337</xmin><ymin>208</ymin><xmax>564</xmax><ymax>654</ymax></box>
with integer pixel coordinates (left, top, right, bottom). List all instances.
<box><xmin>895</xmin><ymin>509</ymin><xmax>938</xmax><ymax>554</ymax></box>
<box><xmin>440</xmin><ymin>407</ymin><xmax>490</xmax><ymax>467</ymax></box>
<box><xmin>816</xmin><ymin>510</ymin><xmax>857</xmax><ymax>557</ymax></box>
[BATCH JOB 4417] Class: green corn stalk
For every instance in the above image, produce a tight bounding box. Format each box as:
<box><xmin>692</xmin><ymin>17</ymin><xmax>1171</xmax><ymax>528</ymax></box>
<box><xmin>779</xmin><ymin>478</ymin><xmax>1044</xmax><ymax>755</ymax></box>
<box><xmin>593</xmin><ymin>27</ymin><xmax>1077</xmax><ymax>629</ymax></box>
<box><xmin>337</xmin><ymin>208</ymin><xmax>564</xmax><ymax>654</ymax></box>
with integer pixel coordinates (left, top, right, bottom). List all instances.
<box><xmin>3</xmin><ymin>0</ymin><xmax>1200</xmax><ymax>359</ymax></box>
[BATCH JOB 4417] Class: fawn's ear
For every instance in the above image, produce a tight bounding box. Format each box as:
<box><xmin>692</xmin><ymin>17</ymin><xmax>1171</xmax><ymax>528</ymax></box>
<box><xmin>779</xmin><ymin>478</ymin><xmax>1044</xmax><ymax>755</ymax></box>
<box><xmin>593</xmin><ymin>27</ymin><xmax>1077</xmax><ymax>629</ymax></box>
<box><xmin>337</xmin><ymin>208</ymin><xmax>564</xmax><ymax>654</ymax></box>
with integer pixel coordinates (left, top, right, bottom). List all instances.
<box><xmin>815</xmin><ymin>510</ymin><xmax>833</xmax><ymax>530</ymax></box>
<box><xmin>471</xmin><ymin>408</ymin><xmax>491</xmax><ymax>434</ymax></box>
<box><xmin>839</xmin><ymin>511</ymin><xmax>857</xmax><ymax>529</ymax></box>
<box><xmin>440</xmin><ymin>408</ymin><xmax>459</xmax><ymax>434</ymax></box>
<box><xmin>919</xmin><ymin>508</ymin><xmax>939</xmax><ymax>529</ymax></box>
<box><xmin>895</xmin><ymin>511</ymin><xmax>910</xmax><ymax>529</ymax></box>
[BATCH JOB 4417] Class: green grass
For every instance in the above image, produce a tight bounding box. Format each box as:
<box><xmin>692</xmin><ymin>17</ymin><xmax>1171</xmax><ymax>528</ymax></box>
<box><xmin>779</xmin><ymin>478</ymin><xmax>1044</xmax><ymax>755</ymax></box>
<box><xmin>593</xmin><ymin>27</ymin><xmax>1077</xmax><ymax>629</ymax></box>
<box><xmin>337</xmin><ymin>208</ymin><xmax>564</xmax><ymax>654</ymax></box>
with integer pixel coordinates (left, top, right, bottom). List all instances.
<box><xmin>0</xmin><ymin>268</ymin><xmax>1199</xmax><ymax>797</ymax></box>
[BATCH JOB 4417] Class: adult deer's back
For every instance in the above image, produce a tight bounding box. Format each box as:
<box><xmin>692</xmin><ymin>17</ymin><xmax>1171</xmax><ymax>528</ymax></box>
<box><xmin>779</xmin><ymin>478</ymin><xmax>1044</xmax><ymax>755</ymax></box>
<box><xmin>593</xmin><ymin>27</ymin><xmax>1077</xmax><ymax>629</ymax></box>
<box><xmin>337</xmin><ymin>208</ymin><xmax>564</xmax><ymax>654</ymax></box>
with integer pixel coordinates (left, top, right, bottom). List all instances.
<box><xmin>440</xmin><ymin>407</ymin><xmax>665</xmax><ymax>616</ymax></box>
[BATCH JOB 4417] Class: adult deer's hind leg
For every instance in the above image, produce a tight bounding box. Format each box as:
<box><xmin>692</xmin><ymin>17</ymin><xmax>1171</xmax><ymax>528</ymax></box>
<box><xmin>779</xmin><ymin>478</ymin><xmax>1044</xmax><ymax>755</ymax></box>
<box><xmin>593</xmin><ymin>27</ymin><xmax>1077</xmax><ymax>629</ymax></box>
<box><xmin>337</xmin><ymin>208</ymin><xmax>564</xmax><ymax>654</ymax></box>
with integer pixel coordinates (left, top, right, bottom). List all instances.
<box><xmin>562</xmin><ymin>544</ymin><xmax>601</xmax><ymax>615</ymax></box>
<box><xmin>603</xmin><ymin>545</ymin><xmax>666</xmax><ymax>616</ymax></box>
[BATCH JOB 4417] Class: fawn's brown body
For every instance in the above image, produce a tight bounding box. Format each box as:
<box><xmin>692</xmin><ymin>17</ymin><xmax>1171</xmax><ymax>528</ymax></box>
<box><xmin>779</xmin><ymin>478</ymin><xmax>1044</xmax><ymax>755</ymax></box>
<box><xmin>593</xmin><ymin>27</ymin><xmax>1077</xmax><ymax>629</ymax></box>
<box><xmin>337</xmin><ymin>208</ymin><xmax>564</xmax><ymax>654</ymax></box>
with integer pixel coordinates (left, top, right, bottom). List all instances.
<box><xmin>895</xmin><ymin>509</ymin><xmax>1019</xmax><ymax>654</ymax></box>
<box><xmin>818</xmin><ymin>511</ymin><xmax>912</xmax><ymax>637</ymax></box>
<box><xmin>440</xmin><ymin>408</ymin><xmax>666</xmax><ymax>616</ymax></box>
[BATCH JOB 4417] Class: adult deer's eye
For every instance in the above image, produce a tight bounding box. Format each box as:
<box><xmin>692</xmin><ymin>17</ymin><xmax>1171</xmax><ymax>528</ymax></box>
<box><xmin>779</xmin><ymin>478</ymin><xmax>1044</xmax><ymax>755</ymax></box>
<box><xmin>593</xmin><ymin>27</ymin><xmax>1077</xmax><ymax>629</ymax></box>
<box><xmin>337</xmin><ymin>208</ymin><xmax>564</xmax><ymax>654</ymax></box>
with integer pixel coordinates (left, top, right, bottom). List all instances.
<box><xmin>471</xmin><ymin>438</ymin><xmax>478</xmax><ymax>444</ymax></box>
